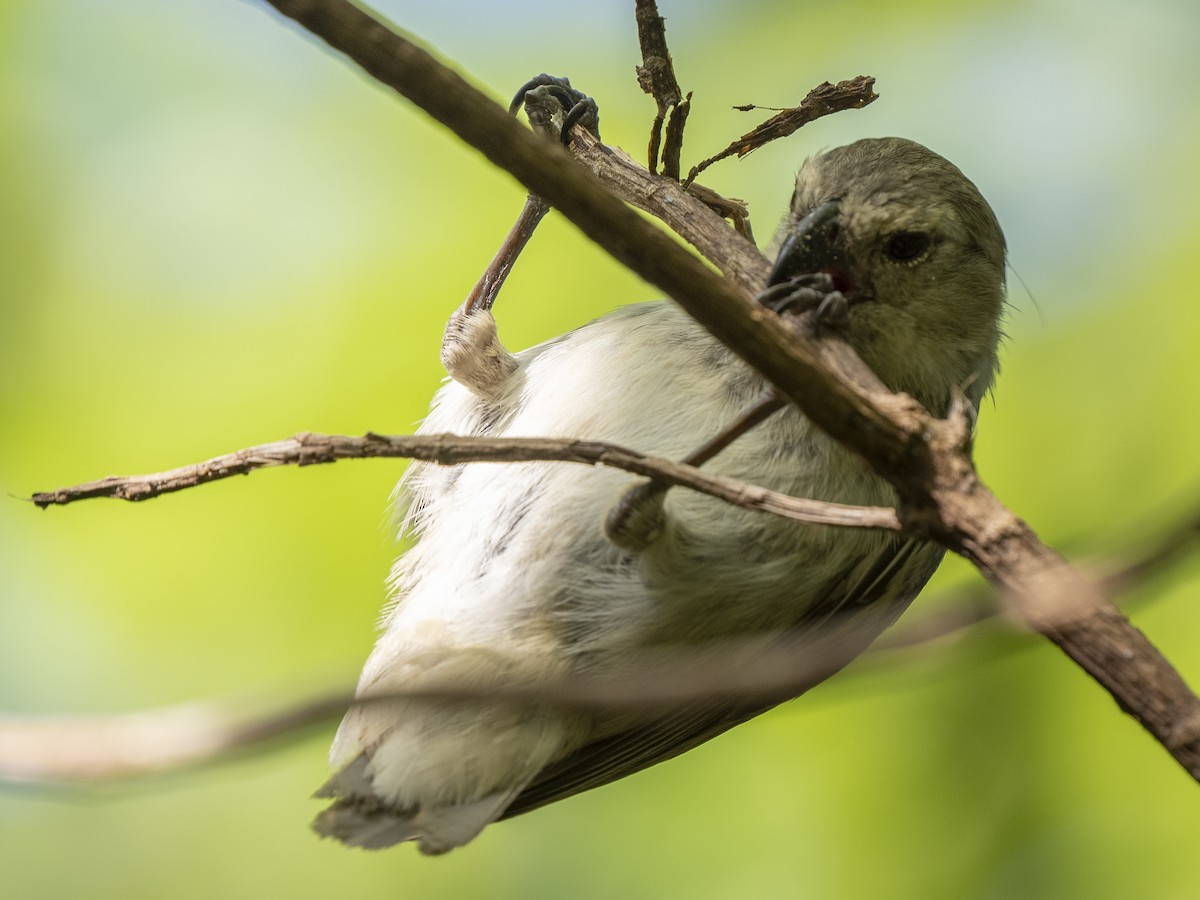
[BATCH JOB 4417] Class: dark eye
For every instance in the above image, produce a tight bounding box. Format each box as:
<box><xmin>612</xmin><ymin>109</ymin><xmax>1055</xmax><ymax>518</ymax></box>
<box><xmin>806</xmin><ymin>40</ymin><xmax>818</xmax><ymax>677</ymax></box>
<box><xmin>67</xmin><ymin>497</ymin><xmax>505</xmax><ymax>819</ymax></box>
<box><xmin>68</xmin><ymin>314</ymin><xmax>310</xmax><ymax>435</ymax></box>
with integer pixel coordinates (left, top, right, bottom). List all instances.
<box><xmin>884</xmin><ymin>231</ymin><xmax>931</xmax><ymax>262</ymax></box>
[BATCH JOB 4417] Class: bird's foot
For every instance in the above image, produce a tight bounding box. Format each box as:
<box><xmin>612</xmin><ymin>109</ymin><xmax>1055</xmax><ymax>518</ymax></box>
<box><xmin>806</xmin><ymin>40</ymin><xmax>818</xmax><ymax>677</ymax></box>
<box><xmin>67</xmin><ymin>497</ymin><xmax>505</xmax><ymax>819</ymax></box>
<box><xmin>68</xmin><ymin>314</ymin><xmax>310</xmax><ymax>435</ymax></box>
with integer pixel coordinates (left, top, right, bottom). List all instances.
<box><xmin>440</xmin><ymin>74</ymin><xmax>600</xmax><ymax>399</ymax></box>
<box><xmin>441</xmin><ymin>308</ymin><xmax>518</xmax><ymax>399</ymax></box>
<box><xmin>510</xmin><ymin>74</ymin><xmax>601</xmax><ymax>144</ymax></box>
<box><xmin>604</xmin><ymin>481</ymin><xmax>667</xmax><ymax>552</ymax></box>
<box><xmin>754</xmin><ymin>272</ymin><xmax>851</xmax><ymax>336</ymax></box>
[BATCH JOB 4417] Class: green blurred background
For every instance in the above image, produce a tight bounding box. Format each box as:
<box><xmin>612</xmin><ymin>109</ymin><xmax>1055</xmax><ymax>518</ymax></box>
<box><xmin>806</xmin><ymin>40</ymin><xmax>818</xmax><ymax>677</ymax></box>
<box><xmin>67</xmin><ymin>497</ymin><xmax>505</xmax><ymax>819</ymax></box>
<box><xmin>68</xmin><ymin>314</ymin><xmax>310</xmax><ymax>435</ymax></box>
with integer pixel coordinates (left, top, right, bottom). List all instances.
<box><xmin>2</xmin><ymin>0</ymin><xmax>1198</xmax><ymax>897</ymax></box>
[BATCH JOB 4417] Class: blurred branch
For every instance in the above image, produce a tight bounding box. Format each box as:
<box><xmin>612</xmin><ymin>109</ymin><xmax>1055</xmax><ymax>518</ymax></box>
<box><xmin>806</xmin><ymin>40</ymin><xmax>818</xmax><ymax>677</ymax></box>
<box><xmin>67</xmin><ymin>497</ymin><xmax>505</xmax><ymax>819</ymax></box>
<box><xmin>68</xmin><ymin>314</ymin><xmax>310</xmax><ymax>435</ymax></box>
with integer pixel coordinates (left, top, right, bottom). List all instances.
<box><xmin>873</xmin><ymin>505</ymin><xmax>1200</xmax><ymax>655</ymax></box>
<box><xmin>1098</xmin><ymin>506</ymin><xmax>1200</xmax><ymax>596</ymax></box>
<box><xmin>6</xmin><ymin>504</ymin><xmax>1196</xmax><ymax>787</ymax></box>
<box><xmin>0</xmin><ymin>699</ymin><xmax>347</xmax><ymax>784</ymax></box>
<box><xmin>0</xmin><ymin>621</ymin><xmax>876</xmax><ymax>785</ymax></box>
<box><xmin>253</xmin><ymin>0</ymin><xmax>1200</xmax><ymax>781</ymax></box>
<box><xmin>29</xmin><ymin>431</ymin><xmax>900</xmax><ymax>532</ymax></box>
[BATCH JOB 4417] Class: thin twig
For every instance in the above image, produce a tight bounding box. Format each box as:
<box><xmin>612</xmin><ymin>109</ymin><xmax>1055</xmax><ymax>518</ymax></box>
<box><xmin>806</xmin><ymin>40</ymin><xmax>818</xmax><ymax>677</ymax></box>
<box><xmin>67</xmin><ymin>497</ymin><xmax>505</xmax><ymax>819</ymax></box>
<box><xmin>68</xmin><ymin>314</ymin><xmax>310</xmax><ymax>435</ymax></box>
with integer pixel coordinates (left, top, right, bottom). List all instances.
<box><xmin>28</xmin><ymin>431</ymin><xmax>901</xmax><ymax>531</ymax></box>
<box><xmin>634</xmin><ymin>0</ymin><xmax>684</xmax><ymax>176</ymax></box>
<box><xmin>458</xmin><ymin>77</ymin><xmax>595</xmax><ymax>318</ymax></box>
<box><xmin>604</xmin><ymin>392</ymin><xmax>786</xmax><ymax>545</ymax></box>
<box><xmin>662</xmin><ymin>92</ymin><xmax>691</xmax><ymax>181</ymax></box>
<box><xmin>685</xmin><ymin>76</ymin><xmax>880</xmax><ymax>186</ymax></box>
<box><xmin>679</xmin><ymin>392</ymin><xmax>786</xmax><ymax>468</ymax></box>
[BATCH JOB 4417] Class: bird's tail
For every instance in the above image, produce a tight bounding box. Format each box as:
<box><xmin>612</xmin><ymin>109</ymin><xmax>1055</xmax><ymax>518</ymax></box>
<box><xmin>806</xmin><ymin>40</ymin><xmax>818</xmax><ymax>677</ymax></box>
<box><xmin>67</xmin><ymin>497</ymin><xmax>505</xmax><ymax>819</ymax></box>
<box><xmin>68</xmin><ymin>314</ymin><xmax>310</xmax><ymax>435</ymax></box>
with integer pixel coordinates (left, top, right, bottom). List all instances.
<box><xmin>312</xmin><ymin>755</ymin><xmax>523</xmax><ymax>855</ymax></box>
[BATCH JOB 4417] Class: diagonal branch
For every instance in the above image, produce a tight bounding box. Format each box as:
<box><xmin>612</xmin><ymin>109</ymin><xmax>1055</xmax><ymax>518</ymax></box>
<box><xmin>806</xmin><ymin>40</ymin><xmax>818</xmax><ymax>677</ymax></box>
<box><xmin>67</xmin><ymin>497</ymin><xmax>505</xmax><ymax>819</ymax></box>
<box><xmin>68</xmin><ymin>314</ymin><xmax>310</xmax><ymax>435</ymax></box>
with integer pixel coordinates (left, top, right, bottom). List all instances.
<box><xmin>685</xmin><ymin>76</ymin><xmax>880</xmax><ymax>185</ymax></box>
<box><xmin>874</xmin><ymin>505</ymin><xmax>1200</xmax><ymax>655</ymax></box>
<box><xmin>256</xmin><ymin>0</ymin><xmax>1200</xmax><ymax>781</ymax></box>
<box><xmin>258</xmin><ymin>0</ymin><xmax>913</xmax><ymax>468</ymax></box>
<box><xmin>565</xmin><ymin>126</ymin><xmax>767</xmax><ymax>285</ymax></box>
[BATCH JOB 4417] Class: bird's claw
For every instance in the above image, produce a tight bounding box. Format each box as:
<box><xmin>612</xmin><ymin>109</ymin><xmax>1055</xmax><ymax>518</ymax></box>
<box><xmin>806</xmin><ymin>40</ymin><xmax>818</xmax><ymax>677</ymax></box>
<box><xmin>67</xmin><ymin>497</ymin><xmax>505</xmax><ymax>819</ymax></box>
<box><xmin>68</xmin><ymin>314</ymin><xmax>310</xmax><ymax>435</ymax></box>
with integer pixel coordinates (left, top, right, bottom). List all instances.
<box><xmin>445</xmin><ymin>74</ymin><xmax>597</xmax><ymax>397</ymax></box>
<box><xmin>510</xmin><ymin>73</ymin><xmax>601</xmax><ymax>144</ymax></box>
<box><xmin>813</xmin><ymin>291</ymin><xmax>851</xmax><ymax>335</ymax></box>
<box><xmin>754</xmin><ymin>272</ymin><xmax>835</xmax><ymax>315</ymax></box>
<box><xmin>754</xmin><ymin>273</ymin><xmax>851</xmax><ymax>336</ymax></box>
<box><xmin>604</xmin><ymin>481</ymin><xmax>667</xmax><ymax>552</ymax></box>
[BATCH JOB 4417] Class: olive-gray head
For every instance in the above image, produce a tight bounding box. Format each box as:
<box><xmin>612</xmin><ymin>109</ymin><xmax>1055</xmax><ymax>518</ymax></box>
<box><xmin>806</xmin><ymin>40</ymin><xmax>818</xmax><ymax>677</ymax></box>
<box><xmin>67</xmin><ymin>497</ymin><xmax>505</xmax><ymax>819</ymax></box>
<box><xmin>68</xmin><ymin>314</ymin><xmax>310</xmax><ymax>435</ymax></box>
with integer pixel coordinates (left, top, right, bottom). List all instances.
<box><xmin>769</xmin><ymin>137</ymin><xmax>1006</xmax><ymax>412</ymax></box>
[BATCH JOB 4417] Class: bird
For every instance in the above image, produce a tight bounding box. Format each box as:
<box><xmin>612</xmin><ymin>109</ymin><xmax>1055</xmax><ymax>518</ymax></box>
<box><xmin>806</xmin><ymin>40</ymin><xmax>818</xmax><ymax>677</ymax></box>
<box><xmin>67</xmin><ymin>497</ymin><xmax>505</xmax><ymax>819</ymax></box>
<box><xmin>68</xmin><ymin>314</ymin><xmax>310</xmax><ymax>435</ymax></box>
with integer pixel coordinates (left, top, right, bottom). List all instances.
<box><xmin>313</xmin><ymin>136</ymin><xmax>1007</xmax><ymax>854</ymax></box>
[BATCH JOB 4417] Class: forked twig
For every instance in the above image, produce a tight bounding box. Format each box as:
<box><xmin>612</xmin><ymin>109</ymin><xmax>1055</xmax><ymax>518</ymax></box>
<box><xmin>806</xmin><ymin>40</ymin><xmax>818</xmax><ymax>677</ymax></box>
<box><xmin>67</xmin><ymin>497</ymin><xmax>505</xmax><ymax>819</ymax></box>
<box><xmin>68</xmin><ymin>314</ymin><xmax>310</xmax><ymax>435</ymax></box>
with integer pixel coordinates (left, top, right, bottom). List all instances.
<box><xmin>685</xmin><ymin>76</ymin><xmax>880</xmax><ymax>186</ymax></box>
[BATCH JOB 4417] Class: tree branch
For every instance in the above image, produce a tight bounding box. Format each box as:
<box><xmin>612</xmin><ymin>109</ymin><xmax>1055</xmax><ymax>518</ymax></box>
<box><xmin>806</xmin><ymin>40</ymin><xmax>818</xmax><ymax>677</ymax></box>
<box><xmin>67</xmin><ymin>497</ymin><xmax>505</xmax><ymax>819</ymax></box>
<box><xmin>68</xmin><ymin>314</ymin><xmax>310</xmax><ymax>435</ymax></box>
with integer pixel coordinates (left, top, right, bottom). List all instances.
<box><xmin>28</xmin><ymin>431</ymin><xmax>899</xmax><ymax>531</ymax></box>
<box><xmin>261</xmin><ymin>0</ymin><xmax>908</xmax><ymax>455</ymax></box>
<box><xmin>8</xmin><ymin>499</ymin><xmax>1197</xmax><ymax>787</ymax></box>
<box><xmin>566</xmin><ymin>126</ymin><xmax>767</xmax><ymax>285</ymax></box>
<box><xmin>874</xmin><ymin>505</ymin><xmax>1200</xmax><ymax>655</ymax></box>
<box><xmin>0</xmin><ymin>615</ymin><xmax>886</xmax><ymax>786</ymax></box>
<box><xmin>685</xmin><ymin>76</ymin><xmax>880</xmax><ymax>185</ymax></box>
<box><xmin>254</xmin><ymin>0</ymin><xmax>1200</xmax><ymax>781</ymax></box>
<box><xmin>634</xmin><ymin>0</ymin><xmax>685</xmax><ymax>176</ymax></box>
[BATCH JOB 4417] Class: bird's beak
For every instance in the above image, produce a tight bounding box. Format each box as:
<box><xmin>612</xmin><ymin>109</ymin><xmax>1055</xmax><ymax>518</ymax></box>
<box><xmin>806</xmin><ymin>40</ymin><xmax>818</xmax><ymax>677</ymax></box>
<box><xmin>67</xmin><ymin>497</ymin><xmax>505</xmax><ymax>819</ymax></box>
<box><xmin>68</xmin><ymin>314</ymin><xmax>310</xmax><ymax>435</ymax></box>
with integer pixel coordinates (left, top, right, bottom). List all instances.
<box><xmin>767</xmin><ymin>200</ymin><xmax>853</xmax><ymax>292</ymax></box>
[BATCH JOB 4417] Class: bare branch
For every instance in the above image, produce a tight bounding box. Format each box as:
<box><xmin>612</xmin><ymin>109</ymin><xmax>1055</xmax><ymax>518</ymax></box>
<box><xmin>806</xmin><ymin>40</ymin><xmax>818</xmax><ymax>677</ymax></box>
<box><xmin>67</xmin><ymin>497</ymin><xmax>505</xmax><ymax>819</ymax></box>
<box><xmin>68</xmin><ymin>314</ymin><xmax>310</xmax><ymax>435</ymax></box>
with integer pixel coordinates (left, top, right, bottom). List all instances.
<box><xmin>661</xmin><ymin>92</ymin><xmax>691</xmax><ymax>181</ymax></box>
<box><xmin>258</xmin><ymin>0</ymin><xmax>911</xmax><ymax>456</ymax></box>
<box><xmin>685</xmin><ymin>76</ymin><xmax>880</xmax><ymax>185</ymax></box>
<box><xmin>0</xmin><ymin>615</ymin><xmax>947</xmax><ymax>786</ymax></box>
<box><xmin>29</xmin><ymin>431</ymin><xmax>901</xmax><ymax>531</ymax></box>
<box><xmin>0</xmin><ymin>698</ymin><xmax>349</xmax><ymax>784</ymax></box>
<box><xmin>14</xmin><ymin>505</ymin><xmax>1200</xmax><ymax>790</ymax></box>
<box><xmin>875</xmin><ymin>503</ymin><xmax>1200</xmax><ymax>655</ymax></box>
<box><xmin>606</xmin><ymin>392</ymin><xmax>785</xmax><ymax>544</ymax></box>
<box><xmin>7</xmin><ymin>495</ymin><xmax>1197</xmax><ymax>787</ymax></box>
<box><xmin>634</xmin><ymin>0</ymin><xmax>686</xmax><ymax>176</ymax></box>
<box><xmin>634</xmin><ymin>0</ymin><xmax>682</xmax><ymax>112</ymax></box>
<box><xmin>564</xmin><ymin>126</ymin><xmax>767</xmax><ymax>285</ymax></box>
<box><xmin>1098</xmin><ymin>506</ymin><xmax>1200</xmax><ymax>595</ymax></box>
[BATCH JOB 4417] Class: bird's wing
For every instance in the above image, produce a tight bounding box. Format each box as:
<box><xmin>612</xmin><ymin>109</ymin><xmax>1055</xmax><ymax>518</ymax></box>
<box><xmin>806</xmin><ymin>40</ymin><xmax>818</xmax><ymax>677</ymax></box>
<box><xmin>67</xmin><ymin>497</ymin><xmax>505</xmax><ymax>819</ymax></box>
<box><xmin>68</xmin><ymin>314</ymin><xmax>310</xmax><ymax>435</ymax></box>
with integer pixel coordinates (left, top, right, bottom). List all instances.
<box><xmin>502</xmin><ymin>538</ymin><xmax>942</xmax><ymax>819</ymax></box>
<box><xmin>500</xmin><ymin>698</ymin><xmax>773</xmax><ymax>819</ymax></box>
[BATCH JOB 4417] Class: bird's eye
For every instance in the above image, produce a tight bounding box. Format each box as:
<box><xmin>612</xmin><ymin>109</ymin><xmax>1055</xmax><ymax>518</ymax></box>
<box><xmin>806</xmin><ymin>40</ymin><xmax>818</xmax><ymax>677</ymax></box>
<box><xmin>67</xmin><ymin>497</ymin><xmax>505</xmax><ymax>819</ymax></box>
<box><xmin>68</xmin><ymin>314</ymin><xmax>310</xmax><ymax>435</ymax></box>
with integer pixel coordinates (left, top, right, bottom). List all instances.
<box><xmin>884</xmin><ymin>231</ymin><xmax>931</xmax><ymax>263</ymax></box>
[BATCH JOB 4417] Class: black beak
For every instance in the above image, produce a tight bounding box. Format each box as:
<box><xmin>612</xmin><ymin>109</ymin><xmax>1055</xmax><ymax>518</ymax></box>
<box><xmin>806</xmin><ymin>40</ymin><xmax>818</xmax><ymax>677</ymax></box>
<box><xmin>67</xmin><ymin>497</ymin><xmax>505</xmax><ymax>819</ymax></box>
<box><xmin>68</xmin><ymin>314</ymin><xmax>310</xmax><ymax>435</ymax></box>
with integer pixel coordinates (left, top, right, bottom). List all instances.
<box><xmin>767</xmin><ymin>200</ymin><xmax>850</xmax><ymax>289</ymax></box>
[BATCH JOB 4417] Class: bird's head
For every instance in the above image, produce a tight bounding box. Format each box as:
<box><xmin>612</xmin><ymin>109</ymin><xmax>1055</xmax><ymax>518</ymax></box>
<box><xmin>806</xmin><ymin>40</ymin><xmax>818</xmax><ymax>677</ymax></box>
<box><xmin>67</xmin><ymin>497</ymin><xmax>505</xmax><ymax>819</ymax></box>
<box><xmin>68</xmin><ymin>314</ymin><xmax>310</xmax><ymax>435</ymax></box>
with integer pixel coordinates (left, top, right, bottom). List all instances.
<box><xmin>768</xmin><ymin>137</ymin><xmax>1006</xmax><ymax>412</ymax></box>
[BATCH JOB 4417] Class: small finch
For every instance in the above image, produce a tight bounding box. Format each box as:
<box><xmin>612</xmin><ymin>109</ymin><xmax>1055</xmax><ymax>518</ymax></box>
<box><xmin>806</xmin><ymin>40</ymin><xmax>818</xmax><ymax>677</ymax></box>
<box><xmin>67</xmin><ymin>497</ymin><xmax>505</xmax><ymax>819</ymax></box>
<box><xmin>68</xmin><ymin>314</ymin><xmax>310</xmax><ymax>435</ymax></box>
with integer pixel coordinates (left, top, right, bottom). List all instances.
<box><xmin>315</xmin><ymin>137</ymin><xmax>1007</xmax><ymax>854</ymax></box>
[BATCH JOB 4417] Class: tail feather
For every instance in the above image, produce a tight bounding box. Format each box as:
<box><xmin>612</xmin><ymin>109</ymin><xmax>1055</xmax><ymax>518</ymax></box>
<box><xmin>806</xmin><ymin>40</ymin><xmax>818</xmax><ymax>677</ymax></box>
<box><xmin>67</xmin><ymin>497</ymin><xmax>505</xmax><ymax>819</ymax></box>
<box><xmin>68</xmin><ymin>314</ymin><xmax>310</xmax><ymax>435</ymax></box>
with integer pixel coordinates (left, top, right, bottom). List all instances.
<box><xmin>312</xmin><ymin>755</ymin><xmax>525</xmax><ymax>855</ymax></box>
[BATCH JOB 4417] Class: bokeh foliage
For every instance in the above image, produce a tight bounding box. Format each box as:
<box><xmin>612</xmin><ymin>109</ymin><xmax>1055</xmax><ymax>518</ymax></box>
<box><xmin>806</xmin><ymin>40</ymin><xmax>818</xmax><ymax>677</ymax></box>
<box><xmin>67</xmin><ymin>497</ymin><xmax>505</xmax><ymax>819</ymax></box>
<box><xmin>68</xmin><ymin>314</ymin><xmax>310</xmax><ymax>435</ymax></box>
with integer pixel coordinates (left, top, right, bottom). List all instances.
<box><xmin>2</xmin><ymin>1</ymin><xmax>1198</xmax><ymax>897</ymax></box>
